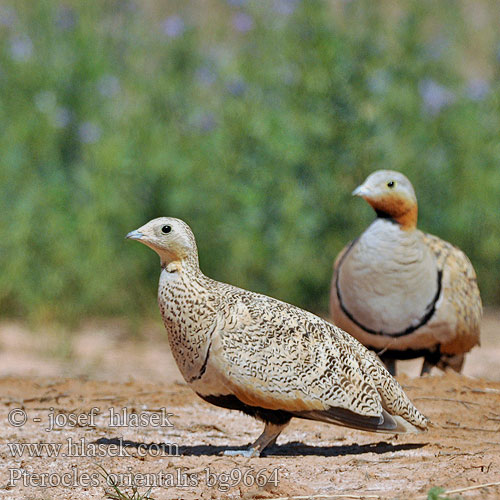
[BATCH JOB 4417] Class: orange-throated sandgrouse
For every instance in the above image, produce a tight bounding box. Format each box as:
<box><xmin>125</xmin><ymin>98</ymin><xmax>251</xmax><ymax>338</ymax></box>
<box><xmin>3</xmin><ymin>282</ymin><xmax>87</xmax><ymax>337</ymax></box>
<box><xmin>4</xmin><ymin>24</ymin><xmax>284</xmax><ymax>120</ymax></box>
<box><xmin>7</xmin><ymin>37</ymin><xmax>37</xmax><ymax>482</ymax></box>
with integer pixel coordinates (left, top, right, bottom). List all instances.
<box><xmin>330</xmin><ymin>170</ymin><xmax>482</xmax><ymax>377</ymax></box>
<box><xmin>127</xmin><ymin>217</ymin><xmax>428</xmax><ymax>457</ymax></box>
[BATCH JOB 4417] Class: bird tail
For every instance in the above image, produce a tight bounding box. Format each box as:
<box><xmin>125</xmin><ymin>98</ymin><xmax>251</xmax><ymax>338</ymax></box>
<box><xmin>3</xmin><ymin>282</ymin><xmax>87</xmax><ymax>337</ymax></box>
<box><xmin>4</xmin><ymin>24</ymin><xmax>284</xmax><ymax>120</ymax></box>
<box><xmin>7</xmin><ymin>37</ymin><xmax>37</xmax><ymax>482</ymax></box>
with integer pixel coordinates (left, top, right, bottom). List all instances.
<box><xmin>292</xmin><ymin>406</ymin><xmax>421</xmax><ymax>434</ymax></box>
<box><xmin>366</xmin><ymin>352</ymin><xmax>429</xmax><ymax>431</ymax></box>
<box><xmin>390</xmin><ymin>414</ymin><xmax>421</xmax><ymax>433</ymax></box>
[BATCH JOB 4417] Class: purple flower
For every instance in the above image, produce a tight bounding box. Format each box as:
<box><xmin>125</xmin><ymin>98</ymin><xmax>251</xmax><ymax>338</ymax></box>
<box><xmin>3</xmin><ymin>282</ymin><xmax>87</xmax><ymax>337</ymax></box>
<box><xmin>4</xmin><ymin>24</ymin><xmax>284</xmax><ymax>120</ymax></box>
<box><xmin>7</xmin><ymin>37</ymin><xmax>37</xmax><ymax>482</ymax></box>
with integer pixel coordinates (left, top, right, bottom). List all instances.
<box><xmin>466</xmin><ymin>78</ymin><xmax>490</xmax><ymax>101</ymax></box>
<box><xmin>54</xmin><ymin>108</ymin><xmax>71</xmax><ymax>128</ymax></box>
<box><xmin>9</xmin><ymin>35</ymin><xmax>33</xmax><ymax>62</ymax></box>
<box><xmin>97</xmin><ymin>74</ymin><xmax>121</xmax><ymax>97</ymax></box>
<box><xmin>0</xmin><ymin>6</ymin><xmax>16</xmax><ymax>27</ymax></box>
<box><xmin>367</xmin><ymin>70</ymin><xmax>391</xmax><ymax>95</ymax></box>
<box><xmin>162</xmin><ymin>15</ymin><xmax>185</xmax><ymax>38</ymax></box>
<box><xmin>34</xmin><ymin>91</ymin><xmax>57</xmax><ymax>113</ymax></box>
<box><xmin>56</xmin><ymin>6</ymin><xmax>77</xmax><ymax>31</ymax></box>
<box><xmin>78</xmin><ymin>122</ymin><xmax>102</xmax><ymax>144</ymax></box>
<box><xmin>424</xmin><ymin>37</ymin><xmax>449</xmax><ymax>61</ymax></box>
<box><xmin>279</xmin><ymin>64</ymin><xmax>298</xmax><ymax>85</ymax></box>
<box><xmin>232</xmin><ymin>12</ymin><xmax>254</xmax><ymax>33</ymax></box>
<box><xmin>200</xmin><ymin>113</ymin><xmax>216</xmax><ymax>132</ymax></box>
<box><xmin>273</xmin><ymin>0</ymin><xmax>299</xmax><ymax>15</ymax></box>
<box><xmin>227</xmin><ymin>0</ymin><xmax>247</xmax><ymax>6</ymax></box>
<box><xmin>419</xmin><ymin>79</ymin><xmax>455</xmax><ymax>115</ymax></box>
<box><xmin>196</xmin><ymin>66</ymin><xmax>217</xmax><ymax>87</ymax></box>
<box><xmin>192</xmin><ymin>112</ymin><xmax>217</xmax><ymax>133</ymax></box>
<box><xmin>226</xmin><ymin>79</ymin><xmax>246</xmax><ymax>97</ymax></box>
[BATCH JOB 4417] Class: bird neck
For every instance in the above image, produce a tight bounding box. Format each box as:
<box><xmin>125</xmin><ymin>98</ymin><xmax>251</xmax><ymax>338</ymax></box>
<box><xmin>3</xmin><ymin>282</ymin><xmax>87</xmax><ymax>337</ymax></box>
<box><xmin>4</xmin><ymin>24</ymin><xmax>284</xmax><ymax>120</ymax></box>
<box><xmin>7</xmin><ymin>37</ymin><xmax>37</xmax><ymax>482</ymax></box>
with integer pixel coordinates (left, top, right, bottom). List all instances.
<box><xmin>160</xmin><ymin>248</ymin><xmax>200</xmax><ymax>273</ymax></box>
<box><xmin>375</xmin><ymin>203</ymin><xmax>418</xmax><ymax>231</ymax></box>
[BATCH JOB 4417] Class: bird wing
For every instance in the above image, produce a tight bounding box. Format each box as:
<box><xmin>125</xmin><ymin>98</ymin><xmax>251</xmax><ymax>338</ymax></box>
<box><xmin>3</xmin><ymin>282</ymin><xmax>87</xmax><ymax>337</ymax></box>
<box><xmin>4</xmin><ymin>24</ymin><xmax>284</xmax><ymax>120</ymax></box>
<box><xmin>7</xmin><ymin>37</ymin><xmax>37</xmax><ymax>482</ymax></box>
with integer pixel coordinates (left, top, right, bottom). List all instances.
<box><xmin>209</xmin><ymin>285</ymin><xmax>428</xmax><ymax>432</ymax></box>
<box><xmin>332</xmin><ymin>239</ymin><xmax>356</xmax><ymax>280</ymax></box>
<box><xmin>330</xmin><ymin>239</ymin><xmax>357</xmax><ymax>331</ymax></box>
<box><xmin>422</xmin><ymin>233</ymin><xmax>482</xmax><ymax>354</ymax></box>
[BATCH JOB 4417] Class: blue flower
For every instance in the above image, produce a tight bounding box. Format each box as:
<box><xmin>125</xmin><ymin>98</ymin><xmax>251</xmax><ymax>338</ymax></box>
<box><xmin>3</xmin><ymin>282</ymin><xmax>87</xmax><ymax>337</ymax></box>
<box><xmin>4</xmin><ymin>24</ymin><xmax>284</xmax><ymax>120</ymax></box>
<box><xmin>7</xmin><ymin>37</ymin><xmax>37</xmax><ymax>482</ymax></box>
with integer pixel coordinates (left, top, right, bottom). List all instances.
<box><xmin>273</xmin><ymin>0</ymin><xmax>299</xmax><ymax>16</ymax></box>
<box><xmin>162</xmin><ymin>15</ymin><xmax>185</xmax><ymax>38</ymax></box>
<box><xmin>34</xmin><ymin>91</ymin><xmax>57</xmax><ymax>114</ymax></box>
<box><xmin>278</xmin><ymin>64</ymin><xmax>298</xmax><ymax>85</ymax></box>
<box><xmin>226</xmin><ymin>79</ymin><xmax>246</xmax><ymax>97</ymax></box>
<box><xmin>56</xmin><ymin>6</ymin><xmax>77</xmax><ymax>31</ymax></box>
<box><xmin>367</xmin><ymin>70</ymin><xmax>391</xmax><ymax>95</ymax></box>
<box><xmin>54</xmin><ymin>108</ymin><xmax>72</xmax><ymax>128</ymax></box>
<box><xmin>0</xmin><ymin>6</ymin><xmax>16</xmax><ymax>27</ymax></box>
<box><xmin>98</xmin><ymin>75</ymin><xmax>121</xmax><ymax>97</ymax></box>
<box><xmin>466</xmin><ymin>78</ymin><xmax>490</xmax><ymax>101</ymax></box>
<box><xmin>424</xmin><ymin>36</ymin><xmax>449</xmax><ymax>61</ymax></box>
<box><xmin>193</xmin><ymin>112</ymin><xmax>217</xmax><ymax>133</ymax></box>
<box><xmin>196</xmin><ymin>66</ymin><xmax>217</xmax><ymax>87</ymax></box>
<box><xmin>9</xmin><ymin>35</ymin><xmax>33</xmax><ymax>62</ymax></box>
<box><xmin>78</xmin><ymin>122</ymin><xmax>102</xmax><ymax>144</ymax></box>
<box><xmin>419</xmin><ymin>79</ymin><xmax>455</xmax><ymax>115</ymax></box>
<box><xmin>232</xmin><ymin>12</ymin><xmax>254</xmax><ymax>33</ymax></box>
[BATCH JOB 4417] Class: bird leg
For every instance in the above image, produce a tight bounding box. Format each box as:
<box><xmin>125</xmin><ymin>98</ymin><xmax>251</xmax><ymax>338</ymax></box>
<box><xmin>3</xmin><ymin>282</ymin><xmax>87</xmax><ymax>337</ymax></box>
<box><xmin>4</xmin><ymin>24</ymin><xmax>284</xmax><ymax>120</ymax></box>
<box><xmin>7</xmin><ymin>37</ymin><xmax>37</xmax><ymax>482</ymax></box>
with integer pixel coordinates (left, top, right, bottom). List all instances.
<box><xmin>380</xmin><ymin>356</ymin><xmax>397</xmax><ymax>376</ymax></box>
<box><xmin>436</xmin><ymin>353</ymin><xmax>465</xmax><ymax>373</ymax></box>
<box><xmin>420</xmin><ymin>350</ymin><xmax>441</xmax><ymax>376</ymax></box>
<box><xmin>223</xmin><ymin>421</ymin><xmax>289</xmax><ymax>457</ymax></box>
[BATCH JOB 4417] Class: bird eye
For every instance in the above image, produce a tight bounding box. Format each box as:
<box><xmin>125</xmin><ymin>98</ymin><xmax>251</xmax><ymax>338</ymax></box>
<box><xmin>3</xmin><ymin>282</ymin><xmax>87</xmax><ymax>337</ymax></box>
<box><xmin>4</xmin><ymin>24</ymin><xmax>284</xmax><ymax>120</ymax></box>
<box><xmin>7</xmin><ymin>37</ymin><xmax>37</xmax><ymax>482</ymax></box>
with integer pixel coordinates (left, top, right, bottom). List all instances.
<box><xmin>161</xmin><ymin>225</ymin><xmax>172</xmax><ymax>234</ymax></box>
<box><xmin>387</xmin><ymin>181</ymin><xmax>396</xmax><ymax>188</ymax></box>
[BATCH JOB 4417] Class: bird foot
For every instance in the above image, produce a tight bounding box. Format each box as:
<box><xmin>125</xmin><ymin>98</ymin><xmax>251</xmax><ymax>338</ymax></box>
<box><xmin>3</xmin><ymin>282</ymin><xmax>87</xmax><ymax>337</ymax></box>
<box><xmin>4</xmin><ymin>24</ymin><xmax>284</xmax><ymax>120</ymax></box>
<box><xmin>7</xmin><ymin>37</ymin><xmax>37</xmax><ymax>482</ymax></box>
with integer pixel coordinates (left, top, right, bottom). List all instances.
<box><xmin>223</xmin><ymin>448</ymin><xmax>260</xmax><ymax>457</ymax></box>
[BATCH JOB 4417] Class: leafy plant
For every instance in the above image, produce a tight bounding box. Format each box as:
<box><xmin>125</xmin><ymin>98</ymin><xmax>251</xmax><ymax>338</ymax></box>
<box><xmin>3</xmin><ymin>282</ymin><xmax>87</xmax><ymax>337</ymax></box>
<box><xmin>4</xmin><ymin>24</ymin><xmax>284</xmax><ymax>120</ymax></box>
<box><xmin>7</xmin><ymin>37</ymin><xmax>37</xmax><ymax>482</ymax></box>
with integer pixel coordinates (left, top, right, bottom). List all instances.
<box><xmin>98</xmin><ymin>466</ymin><xmax>154</xmax><ymax>500</ymax></box>
<box><xmin>427</xmin><ymin>486</ymin><xmax>462</xmax><ymax>500</ymax></box>
<box><xmin>1</xmin><ymin>0</ymin><xmax>499</xmax><ymax>326</ymax></box>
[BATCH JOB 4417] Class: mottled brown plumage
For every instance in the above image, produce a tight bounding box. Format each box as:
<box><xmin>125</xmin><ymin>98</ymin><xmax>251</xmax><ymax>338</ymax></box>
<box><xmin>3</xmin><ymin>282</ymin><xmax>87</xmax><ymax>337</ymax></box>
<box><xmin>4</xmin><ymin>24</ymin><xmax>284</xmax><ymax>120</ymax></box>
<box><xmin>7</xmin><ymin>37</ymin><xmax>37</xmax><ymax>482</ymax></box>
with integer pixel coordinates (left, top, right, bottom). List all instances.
<box><xmin>331</xmin><ymin>170</ymin><xmax>482</xmax><ymax>376</ymax></box>
<box><xmin>128</xmin><ymin>217</ymin><xmax>428</xmax><ymax>456</ymax></box>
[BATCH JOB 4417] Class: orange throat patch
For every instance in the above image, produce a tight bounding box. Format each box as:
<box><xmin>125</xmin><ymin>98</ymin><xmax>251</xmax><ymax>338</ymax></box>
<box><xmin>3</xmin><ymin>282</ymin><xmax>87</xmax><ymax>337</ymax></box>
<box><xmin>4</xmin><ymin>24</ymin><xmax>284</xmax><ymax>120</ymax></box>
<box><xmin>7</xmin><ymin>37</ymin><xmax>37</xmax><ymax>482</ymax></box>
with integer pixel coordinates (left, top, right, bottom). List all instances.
<box><xmin>367</xmin><ymin>195</ymin><xmax>418</xmax><ymax>230</ymax></box>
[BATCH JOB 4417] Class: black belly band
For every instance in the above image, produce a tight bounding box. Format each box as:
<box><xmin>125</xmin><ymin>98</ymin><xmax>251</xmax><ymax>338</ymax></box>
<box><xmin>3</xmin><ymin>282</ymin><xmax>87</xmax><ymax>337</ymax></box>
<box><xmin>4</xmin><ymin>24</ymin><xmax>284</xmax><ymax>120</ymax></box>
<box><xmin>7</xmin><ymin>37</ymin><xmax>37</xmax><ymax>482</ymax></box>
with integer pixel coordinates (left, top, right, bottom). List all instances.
<box><xmin>336</xmin><ymin>239</ymin><xmax>442</xmax><ymax>338</ymax></box>
<box><xmin>197</xmin><ymin>393</ymin><xmax>292</xmax><ymax>426</ymax></box>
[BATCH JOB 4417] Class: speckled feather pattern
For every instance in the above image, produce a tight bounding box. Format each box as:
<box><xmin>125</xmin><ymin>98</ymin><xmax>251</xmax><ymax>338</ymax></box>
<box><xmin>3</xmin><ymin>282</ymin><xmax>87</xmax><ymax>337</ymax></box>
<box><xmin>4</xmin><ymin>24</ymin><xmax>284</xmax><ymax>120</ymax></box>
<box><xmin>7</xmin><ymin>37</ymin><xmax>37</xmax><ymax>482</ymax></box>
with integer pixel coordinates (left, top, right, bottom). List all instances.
<box><xmin>422</xmin><ymin>233</ymin><xmax>481</xmax><ymax>354</ymax></box>
<box><xmin>157</xmin><ymin>237</ymin><xmax>428</xmax><ymax>431</ymax></box>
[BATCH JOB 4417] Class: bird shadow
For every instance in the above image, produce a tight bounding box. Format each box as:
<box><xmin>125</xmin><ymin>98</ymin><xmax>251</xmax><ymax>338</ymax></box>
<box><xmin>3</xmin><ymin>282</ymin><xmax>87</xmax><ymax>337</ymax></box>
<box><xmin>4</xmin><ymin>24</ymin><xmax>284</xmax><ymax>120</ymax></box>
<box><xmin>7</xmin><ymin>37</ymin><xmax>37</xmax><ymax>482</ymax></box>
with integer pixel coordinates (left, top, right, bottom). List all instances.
<box><xmin>95</xmin><ymin>437</ymin><xmax>426</xmax><ymax>457</ymax></box>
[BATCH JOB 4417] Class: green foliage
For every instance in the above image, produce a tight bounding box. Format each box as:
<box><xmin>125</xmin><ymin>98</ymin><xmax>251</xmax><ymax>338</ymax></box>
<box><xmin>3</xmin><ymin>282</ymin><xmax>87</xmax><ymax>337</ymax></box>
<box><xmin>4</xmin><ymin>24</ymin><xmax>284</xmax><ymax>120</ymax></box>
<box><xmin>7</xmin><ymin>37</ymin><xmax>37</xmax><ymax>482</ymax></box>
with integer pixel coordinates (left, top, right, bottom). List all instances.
<box><xmin>427</xmin><ymin>487</ymin><xmax>446</xmax><ymax>500</ymax></box>
<box><xmin>427</xmin><ymin>486</ymin><xmax>461</xmax><ymax>500</ymax></box>
<box><xmin>1</xmin><ymin>0</ymin><xmax>499</xmax><ymax>325</ymax></box>
<box><xmin>99</xmin><ymin>465</ymin><xmax>154</xmax><ymax>500</ymax></box>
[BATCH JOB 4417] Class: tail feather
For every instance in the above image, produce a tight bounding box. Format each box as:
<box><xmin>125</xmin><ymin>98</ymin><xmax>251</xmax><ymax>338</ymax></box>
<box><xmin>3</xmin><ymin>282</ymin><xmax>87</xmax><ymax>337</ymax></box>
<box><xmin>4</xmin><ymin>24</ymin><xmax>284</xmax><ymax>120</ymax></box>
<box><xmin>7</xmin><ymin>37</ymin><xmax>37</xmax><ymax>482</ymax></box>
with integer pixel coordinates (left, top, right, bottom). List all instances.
<box><xmin>364</xmin><ymin>350</ymin><xmax>429</xmax><ymax>430</ymax></box>
<box><xmin>292</xmin><ymin>406</ymin><xmax>421</xmax><ymax>434</ymax></box>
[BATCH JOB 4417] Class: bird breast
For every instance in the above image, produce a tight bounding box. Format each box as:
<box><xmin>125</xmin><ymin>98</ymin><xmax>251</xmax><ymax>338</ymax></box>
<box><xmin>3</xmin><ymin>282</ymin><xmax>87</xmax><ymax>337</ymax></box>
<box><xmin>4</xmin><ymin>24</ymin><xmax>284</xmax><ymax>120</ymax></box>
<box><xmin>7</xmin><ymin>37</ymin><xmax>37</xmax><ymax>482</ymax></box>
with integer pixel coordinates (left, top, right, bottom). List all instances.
<box><xmin>338</xmin><ymin>219</ymin><xmax>439</xmax><ymax>335</ymax></box>
<box><xmin>157</xmin><ymin>268</ymin><xmax>217</xmax><ymax>383</ymax></box>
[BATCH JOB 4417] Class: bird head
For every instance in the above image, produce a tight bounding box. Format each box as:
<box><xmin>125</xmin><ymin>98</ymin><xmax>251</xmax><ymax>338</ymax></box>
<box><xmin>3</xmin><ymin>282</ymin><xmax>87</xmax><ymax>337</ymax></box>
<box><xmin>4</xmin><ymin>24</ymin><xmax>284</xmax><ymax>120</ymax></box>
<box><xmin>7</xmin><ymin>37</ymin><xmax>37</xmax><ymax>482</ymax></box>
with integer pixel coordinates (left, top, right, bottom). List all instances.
<box><xmin>126</xmin><ymin>217</ymin><xmax>198</xmax><ymax>268</ymax></box>
<box><xmin>352</xmin><ymin>170</ymin><xmax>418</xmax><ymax>230</ymax></box>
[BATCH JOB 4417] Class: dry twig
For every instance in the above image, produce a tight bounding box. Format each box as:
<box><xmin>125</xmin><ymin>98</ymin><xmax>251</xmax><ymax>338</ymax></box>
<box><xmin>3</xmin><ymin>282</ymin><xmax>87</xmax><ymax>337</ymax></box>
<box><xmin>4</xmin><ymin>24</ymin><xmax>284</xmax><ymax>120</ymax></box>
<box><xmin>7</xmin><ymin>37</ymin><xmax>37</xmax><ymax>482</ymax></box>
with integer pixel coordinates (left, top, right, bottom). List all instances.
<box><xmin>269</xmin><ymin>495</ymin><xmax>381</xmax><ymax>500</ymax></box>
<box><xmin>464</xmin><ymin>386</ymin><xmax>500</xmax><ymax>395</ymax></box>
<box><xmin>412</xmin><ymin>396</ymin><xmax>479</xmax><ymax>408</ymax></box>
<box><xmin>416</xmin><ymin>481</ymin><xmax>500</xmax><ymax>499</ymax></box>
<box><xmin>443</xmin><ymin>481</ymin><xmax>500</xmax><ymax>495</ymax></box>
<box><xmin>441</xmin><ymin>425</ymin><xmax>499</xmax><ymax>433</ymax></box>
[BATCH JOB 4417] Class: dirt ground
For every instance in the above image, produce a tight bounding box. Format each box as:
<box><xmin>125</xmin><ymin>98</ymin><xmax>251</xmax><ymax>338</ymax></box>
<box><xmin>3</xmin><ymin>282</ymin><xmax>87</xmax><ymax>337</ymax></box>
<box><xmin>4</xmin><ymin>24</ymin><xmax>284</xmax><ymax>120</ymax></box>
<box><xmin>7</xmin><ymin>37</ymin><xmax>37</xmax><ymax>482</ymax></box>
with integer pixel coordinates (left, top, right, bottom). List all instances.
<box><xmin>0</xmin><ymin>311</ymin><xmax>499</xmax><ymax>500</ymax></box>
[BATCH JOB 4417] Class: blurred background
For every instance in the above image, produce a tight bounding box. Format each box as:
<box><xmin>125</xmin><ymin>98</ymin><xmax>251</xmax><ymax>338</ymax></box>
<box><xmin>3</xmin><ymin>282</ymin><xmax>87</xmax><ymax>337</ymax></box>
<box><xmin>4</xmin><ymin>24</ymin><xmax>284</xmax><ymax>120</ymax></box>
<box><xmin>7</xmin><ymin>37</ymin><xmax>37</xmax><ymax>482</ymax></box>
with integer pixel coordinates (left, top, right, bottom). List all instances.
<box><xmin>0</xmin><ymin>0</ymin><xmax>499</xmax><ymax>379</ymax></box>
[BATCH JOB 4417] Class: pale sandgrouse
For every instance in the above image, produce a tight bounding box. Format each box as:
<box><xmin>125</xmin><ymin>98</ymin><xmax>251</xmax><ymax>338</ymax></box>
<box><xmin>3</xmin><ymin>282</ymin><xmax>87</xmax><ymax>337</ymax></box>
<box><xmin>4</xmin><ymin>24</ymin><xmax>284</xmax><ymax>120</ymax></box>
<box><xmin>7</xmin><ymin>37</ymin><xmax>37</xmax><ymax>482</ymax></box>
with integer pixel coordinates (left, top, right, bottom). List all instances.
<box><xmin>127</xmin><ymin>217</ymin><xmax>428</xmax><ymax>457</ymax></box>
<box><xmin>330</xmin><ymin>170</ymin><xmax>482</xmax><ymax>376</ymax></box>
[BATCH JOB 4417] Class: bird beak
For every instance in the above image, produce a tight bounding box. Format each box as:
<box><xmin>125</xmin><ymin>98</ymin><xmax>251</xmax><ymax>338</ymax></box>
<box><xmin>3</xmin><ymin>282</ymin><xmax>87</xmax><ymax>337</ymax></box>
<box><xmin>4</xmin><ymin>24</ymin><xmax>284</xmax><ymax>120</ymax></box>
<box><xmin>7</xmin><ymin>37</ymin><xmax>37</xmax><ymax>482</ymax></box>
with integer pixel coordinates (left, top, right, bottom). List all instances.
<box><xmin>126</xmin><ymin>230</ymin><xmax>143</xmax><ymax>240</ymax></box>
<box><xmin>352</xmin><ymin>184</ymin><xmax>371</xmax><ymax>197</ymax></box>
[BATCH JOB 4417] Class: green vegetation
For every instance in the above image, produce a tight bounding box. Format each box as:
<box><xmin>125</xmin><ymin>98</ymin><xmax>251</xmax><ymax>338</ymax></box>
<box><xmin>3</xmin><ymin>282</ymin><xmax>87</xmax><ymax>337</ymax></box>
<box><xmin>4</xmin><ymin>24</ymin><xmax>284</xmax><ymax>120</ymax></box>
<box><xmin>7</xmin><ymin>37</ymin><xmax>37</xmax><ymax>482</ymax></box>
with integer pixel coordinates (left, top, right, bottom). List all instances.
<box><xmin>99</xmin><ymin>466</ymin><xmax>154</xmax><ymax>500</ymax></box>
<box><xmin>1</xmin><ymin>0</ymin><xmax>499</xmax><ymax>326</ymax></box>
<box><xmin>427</xmin><ymin>486</ymin><xmax>461</xmax><ymax>500</ymax></box>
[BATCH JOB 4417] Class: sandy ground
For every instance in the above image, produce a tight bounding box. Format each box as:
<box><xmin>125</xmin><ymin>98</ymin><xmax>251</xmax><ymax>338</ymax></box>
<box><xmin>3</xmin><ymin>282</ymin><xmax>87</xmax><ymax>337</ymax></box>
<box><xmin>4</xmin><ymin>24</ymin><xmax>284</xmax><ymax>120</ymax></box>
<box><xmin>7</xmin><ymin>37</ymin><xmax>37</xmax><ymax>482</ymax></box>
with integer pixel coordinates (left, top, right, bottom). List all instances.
<box><xmin>0</xmin><ymin>311</ymin><xmax>499</xmax><ymax>499</ymax></box>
